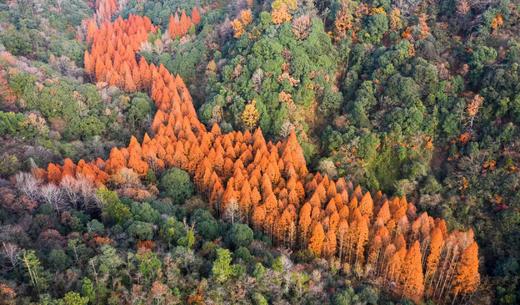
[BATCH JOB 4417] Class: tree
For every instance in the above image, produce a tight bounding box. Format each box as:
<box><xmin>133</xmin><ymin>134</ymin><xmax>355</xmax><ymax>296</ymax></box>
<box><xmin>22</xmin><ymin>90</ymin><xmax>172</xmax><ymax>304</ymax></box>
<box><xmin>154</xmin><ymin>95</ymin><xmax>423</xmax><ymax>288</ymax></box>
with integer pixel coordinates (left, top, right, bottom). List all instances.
<box><xmin>308</xmin><ymin>223</ymin><xmax>325</xmax><ymax>256</ymax></box>
<box><xmin>15</xmin><ymin>172</ymin><xmax>40</xmax><ymax>200</ymax></box>
<box><xmin>96</xmin><ymin>188</ymin><xmax>131</xmax><ymax>224</ymax></box>
<box><xmin>271</xmin><ymin>0</ymin><xmax>296</xmax><ymax>24</ymax></box>
<box><xmin>252</xmin><ymin>292</ymin><xmax>269</xmax><ymax>305</ymax></box>
<box><xmin>128</xmin><ymin>221</ymin><xmax>154</xmax><ymax>241</ymax></box>
<box><xmin>242</xmin><ymin>100</ymin><xmax>260</xmax><ymax>130</ymax></box>
<box><xmin>228</xmin><ymin>223</ymin><xmax>254</xmax><ymax>248</ymax></box>
<box><xmin>159</xmin><ymin>168</ymin><xmax>194</xmax><ymax>204</ymax></box>
<box><xmin>48</xmin><ymin>249</ymin><xmax>71</xmax><ymax>271</ymax></box>
<box><xmin>193</xmin><ymin>209</ymin><xmax>220</xmax><ymax>241</ymax></box>
<box><xmin>40</xmin><ymin>183</ymin><xmax>64</xmax><ymax>212</ymax></box>
<box><xmin>61</xmin><ymin>292</ymin><xmax>89</xmax><ymax>305</ymax></box>
<box><xmin>333</xmin><ymin>287</ymin><xmax>361</xmax><ymax>305</ymax></box>
<box><xmin>299</xmin><ymin>202</ymin><xmax>312</xmax><ymax>245</ymax></box>
<box><xmin>136</xmin><ymin>249</ymin><xmax>162</xmax><ymax>284</ymax></box>
<box><xmin>192</xmin><ymin>7</ymin><xmax>201</xmax><ymax>25</ymax></box>
<box><xmin>400</xmin><ymin>241</ymin><xmax>424</xmax><ymax>301</ymax></box>
<box><xmin>212</xmin><ymin>248</ymin><xmax>234</xmax><ymax>283</ymax></box>
<box><xmin>425</xmin><ymin>228</ymin><xmax>443</xmax><ymax>293</ymax></box>
<box><xmin>466</xmin><ymin>94</ymin><xmax>483</xmax><ymax>128</ymax></box>
<box><xmin>452</xmin><ymin>242</ymin><xmax>480</xmax><ymax>297</ymax></box>
<box><xmin>128</xmin><ymin>95</ymin><xmax>152</xmax><ymax>131</ymax></box>
<box><xmin>21</xmin><ymin>250</ymin><xmax>47</xmax><ymax>292</ymax></box>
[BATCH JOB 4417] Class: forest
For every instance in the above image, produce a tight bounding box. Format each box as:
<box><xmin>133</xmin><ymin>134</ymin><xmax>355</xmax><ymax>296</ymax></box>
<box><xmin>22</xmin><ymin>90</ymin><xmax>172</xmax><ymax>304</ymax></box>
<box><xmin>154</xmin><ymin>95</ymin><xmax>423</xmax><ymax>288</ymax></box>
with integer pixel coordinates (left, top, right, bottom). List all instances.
<box><xmin>0</xmin><ymin>0</ymin><xmax>518</xmax><ymax>304</ymax></box>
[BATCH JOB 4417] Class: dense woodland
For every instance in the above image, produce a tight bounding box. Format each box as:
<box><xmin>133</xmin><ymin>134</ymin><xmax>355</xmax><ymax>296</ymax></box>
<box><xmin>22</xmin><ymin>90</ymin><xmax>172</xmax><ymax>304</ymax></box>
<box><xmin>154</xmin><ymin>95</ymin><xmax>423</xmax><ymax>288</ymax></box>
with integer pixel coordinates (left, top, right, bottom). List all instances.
<box><xmin>0</xmin><ymin>0</ymin><xmax>518</xmax><ymax>304</ymax></box>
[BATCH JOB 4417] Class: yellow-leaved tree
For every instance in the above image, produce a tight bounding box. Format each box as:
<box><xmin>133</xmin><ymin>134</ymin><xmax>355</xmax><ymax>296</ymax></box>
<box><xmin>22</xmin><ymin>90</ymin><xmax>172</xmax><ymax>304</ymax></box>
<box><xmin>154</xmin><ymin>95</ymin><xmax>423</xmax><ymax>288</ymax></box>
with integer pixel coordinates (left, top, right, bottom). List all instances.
<box><xmin>241</xmin><ymin>100</ymin><xmax>260</xmax><ymax>130</ymax></box>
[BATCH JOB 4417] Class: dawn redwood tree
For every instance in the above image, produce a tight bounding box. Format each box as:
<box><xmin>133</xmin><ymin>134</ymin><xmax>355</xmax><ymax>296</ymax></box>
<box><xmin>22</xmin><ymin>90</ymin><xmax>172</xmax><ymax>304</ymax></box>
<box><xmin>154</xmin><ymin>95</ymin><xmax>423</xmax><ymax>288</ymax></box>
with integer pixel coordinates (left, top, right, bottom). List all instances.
<box><xmin>451</xmin><ymin>242</ymin><xmax>480</xmax><ymax>301</ymax></box>
<box><xmin>308</xmin><ymin>223</ymin><xmax>325</xmax><ymax>256</ymax></box>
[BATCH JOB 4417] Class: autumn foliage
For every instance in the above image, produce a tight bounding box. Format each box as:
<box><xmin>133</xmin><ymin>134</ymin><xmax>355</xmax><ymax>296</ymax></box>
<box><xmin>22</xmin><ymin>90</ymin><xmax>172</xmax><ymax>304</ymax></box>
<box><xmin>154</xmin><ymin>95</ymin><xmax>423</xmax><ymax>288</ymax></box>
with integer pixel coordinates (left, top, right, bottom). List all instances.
<box><xmin>168</xmin><ymin>8</ymin><xmax>202</xmax><ymax>39</ymax></box>
<box><xmin>38</xmin><ymin>6</ymin><xmax>480</xmax><ymax>304</ymax></box>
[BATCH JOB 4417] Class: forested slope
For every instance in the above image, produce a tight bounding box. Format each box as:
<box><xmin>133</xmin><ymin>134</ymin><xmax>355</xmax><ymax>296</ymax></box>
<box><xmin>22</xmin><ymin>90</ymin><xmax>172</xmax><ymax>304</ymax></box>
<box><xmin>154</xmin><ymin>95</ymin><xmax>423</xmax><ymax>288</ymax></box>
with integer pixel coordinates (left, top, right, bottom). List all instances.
<box><xmin>0</xmin><ymin>1</ymin><xmax>518</xmax><ymax>304</ymax></box>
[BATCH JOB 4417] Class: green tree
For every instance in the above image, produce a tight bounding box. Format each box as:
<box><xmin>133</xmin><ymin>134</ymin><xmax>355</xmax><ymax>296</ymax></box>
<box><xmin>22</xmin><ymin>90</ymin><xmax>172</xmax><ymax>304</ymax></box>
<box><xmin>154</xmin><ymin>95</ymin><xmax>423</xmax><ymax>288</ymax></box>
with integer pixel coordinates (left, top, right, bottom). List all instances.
<box><xmin>192</xmin><ymin>209</ymin><xmax>220</xmax><ymax>241</ymax></box>
<box><xmin>96</xmin><ymin>245</ymin><xmax>124</xmax><ymax>276</ymax></box>
<box><xmin>1</xmin><ymin>28</ymin><xmax>33</xmax><ymax>56</ymax></box>
<box><xmin>136</xmin><ymin>250</ymin><xmax>162</xmax><ymax>284</ymax></box>
<box><xmin>127</xmin><ymin>95</ymin><xmax>152</xmax><ymax>131</ymax></box>
<box><xmin>333</xmin><ymin>287</ymin><xmax>360</xmax><ymax>305</ymax></box>
<box><xmin>0</xmin><ymin>112</ymin><xmax>24</xmax><ymax>136</ymax></box>
<box><xmin>159</xmin><ymin>216</ymin><xmax>186</xmax><ymax>246</ymax></box>
<box><xmin>211</xmin><ymin>248</ymin><xmax>234</xmax><ymax>283</ymax></box>
<box><xmin>21</xmin><ymin>250</ymin><xmax>47</xmax><ymax>291</ymax></box>
<box><xmin>130</xmin><ymin>202</ymin><xmax>160</xmax><ymax>223</ymax></box>
<box><xmin>97</xmin><ymin>188</ymin><xmax>131</xmax><ymax>225</ymax></box>
<box><xmin>127</xmin><ymin>221</ymin><xmax>154</xmax><ymax>241</ymax></box>
<box><xmin>178</xmin><ymin>226</ymin><xmax>196</xmax><ymax>249</ymax></box>
<box><xmin>47</xmin><ymin>249</ymin><xmax>72</xmax><ymax>271</ymax></box>
<box><xmin>61</xmin><ymin>292</ymin><xmax>89</xmax><ymax>305</ymax></box>
<box><xmin>252</xmin><ymin>292</ymin><xmax>269</xmax><ymax>305</ymax></box>
<box><xmin>81</xmin><ymin>278</ymin><xmax>95</xmax><ymax>304</ymax></box>
<box><xmin>159</xmin><ymin>168</ymin><xmax>194</xmax><ymax>204</ymax></box>
<box><xmin>228</xmin><ymin>223</ymin><xmax>254</xmax><ymax>248</ymax></box>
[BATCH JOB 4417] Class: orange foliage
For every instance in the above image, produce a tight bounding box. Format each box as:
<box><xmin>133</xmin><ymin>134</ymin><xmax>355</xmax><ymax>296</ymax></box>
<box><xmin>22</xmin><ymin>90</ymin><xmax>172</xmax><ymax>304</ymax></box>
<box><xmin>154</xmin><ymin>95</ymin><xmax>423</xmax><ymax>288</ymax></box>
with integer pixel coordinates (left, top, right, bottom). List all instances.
<box><xmin>400</xmin><ymin>241</ymin><xmax>425</xmax><ymax>301</ymax></box>
<box><xmin>491</xmin><ymin>14</ymin><xmax>504</xmax><ymax>31</ymax></box>
<box><xmin>232</xmin><ymin>9</ymin><xmax>253</xmax><ymax>38</ymax></box>
<box><xmin>192</xmin><ymin>7</ymin><xmax>201</xmax><ymax>25</ymax></box>
<box><xmin>168</xmin><ymin>9</ymin><xmax>200</xmax><ymax>39</ymax></box>
<box><xmin>452</xmin><ymin>242</ymin><xmax>480</xmax><ymax>295</ymax></box>
<box><xmin>308</xmin><ymin>223</ymin><xmax>325</xmax><ymax>256</ymax></box>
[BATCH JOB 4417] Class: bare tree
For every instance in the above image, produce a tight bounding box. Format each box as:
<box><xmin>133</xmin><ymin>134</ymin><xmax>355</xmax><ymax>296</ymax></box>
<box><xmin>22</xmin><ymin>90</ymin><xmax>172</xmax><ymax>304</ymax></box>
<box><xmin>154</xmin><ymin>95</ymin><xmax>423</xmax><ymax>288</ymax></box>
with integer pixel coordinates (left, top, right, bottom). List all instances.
<box><xmin>60</xmin><ymin>175</ymin><xmax>99</xmax><ymax>211</ymax></box>
<box><xmin>15</xmin><ymin>172</ymin><xmax>40</xmax><ymax>201</ymax></box>
<box><xmin>223</xmin><ymin>199</ymin><xmax>241</xmax><ymax>224</ymax></box>
<box><xmin>1</xmin><ymin>242</ymin><xmax>20</xmax><ymax>268</ymax></box>
<box><xmin>60</xmin><ymin>176</ymin><xmax>81</xmax><ymax>209</ymax></box>
<box><xmin>40</xmin><ymin>183</ymin><xmax>64</xmax><ymax>212</ymax></box>
<box><xmin>76</xmin><ymin>175</ymin><xmax>100</xmax><ymax>210</ymax></box>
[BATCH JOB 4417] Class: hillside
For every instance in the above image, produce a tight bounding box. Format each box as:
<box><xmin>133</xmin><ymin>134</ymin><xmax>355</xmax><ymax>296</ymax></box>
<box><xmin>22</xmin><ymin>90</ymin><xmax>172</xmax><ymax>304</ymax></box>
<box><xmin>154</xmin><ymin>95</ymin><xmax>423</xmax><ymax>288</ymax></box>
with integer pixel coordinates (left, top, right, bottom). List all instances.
<box><xmin>0</xmin><ymin>1</ymin><xmax>518</xmax><ymax>304</ymax></box>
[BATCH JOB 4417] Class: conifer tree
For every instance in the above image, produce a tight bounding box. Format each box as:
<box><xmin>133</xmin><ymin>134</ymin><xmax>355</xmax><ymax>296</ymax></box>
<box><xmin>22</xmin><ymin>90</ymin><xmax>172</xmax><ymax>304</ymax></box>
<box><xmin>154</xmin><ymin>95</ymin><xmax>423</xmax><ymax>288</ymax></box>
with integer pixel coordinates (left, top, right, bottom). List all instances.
<box><xmin>308</xmin><ymin>223</ymin><xmax>325</xmax><ymax>256</ymax></box>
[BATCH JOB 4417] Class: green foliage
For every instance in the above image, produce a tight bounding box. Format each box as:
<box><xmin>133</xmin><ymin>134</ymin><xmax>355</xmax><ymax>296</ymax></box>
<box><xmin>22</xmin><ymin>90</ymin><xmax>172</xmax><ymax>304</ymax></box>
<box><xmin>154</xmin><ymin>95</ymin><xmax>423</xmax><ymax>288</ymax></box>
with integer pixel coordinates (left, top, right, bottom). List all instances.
<box><xmin>0</xmin><ymin>153</ymin><xmax>20</xmax><ymax>177</ymax></box>
<box><xmin>8</xmin><ymin>72</ymin><xmax>107</xmax><ymax>141</ymax></box>
<box><xmin>192</xmin><ymin>209</ymin><xmax>220</xmax><ymax>240</ymax></box>
<box><xmin>253</xmin><ymin>262</ymin><xmax>266</xmax><ymax>279</ymax></box>
<box><xmin>203</xmin><ymin>16</ymin><xmax>340</xmax><ymax>137</ymax></box>
<box><xmin>136</xmin><ymin>250</ymin><xmax>162</xmax><ymax>283</ymax></box>
<box><xmin>0</xmin><ymin>112</ymin><xmax>25</xmax><ymax>136</ymax></box>
<box><xmin>1</xmin><ymin>1</ymin><xmax>520</xmax><ymax>304</ymax></box>
<box><xmin>159</xmin><ymin>168</ymin><xmax>194</xmax><ymax>204</ymax></box>
<box><xmin>228</xmin><ymin>223</ymin><xmax>254</xmax><ymax>248</ymax></box>
<box><xmin>61</xmin><ymin>292</ymin><xmax>89</xmax><ymax>305</ymax></box>
<box><xmin>97</xmin><ymin>188</ymin><xmax>131</xmax><ymax>225</ymax></box>
<box><xmin>95</xmin><ymin>245</ymin><xmax>123</xmax><ymax>276</ymax></box>
<box><xmin>130</xmin><ymin>202</ymin><xmax>160</xmax><ymax>224</ymax></box>
<box><xmin>127</xmin><ymin>94</ymin><xmax>152</xmax><ymax>134</ymax></box>
<box><xmin>87</xmin><ymin>219</ymin><xmax>105</xmax><ymax>235</ymax></box>
<box><xmin>361</xmin><ymin>12</ymin><xmax>389</xmax><ymax>43</ymax></box>
<box><xmin>333</xmin><ymin>287</ymin><xmax>361</xmax><ymax>305</ymax></box>
<box><xmin>1</xmin><ymin>28</ymin><xmax>36</xmax><ymax>56</ymax></box>
<box><xmin>234</xmin><ymin>246</ymin><xmax>252</xmax><ymax>262</ymax></box>
<box><xmin>128</xmin><ymin>221</ymin><xmax>154</xmax><ymax>241</ymax></box>
<box><xmin>252</xmin><ymin>292</ymin><xmax>269</xmax><ymax>305</ymax></box>
<box><xmin>21</xmin><ymin>250</ymin><xmax>47</xmax><ymax>291</ymax></box>
<box><xmin>81</xmin><ymin>278</ymin><xmax>95</xmax><ymax>303</ymax></box>
<box><xmin>178</xmin><ymin>226</ymin><xmax>196</xmax><ymax>249</ymax></box>
<box><xmin>159</xmin><ymin>216</ymin><xmax>186</xmax><ymax>245</ymax></box>
<box><xmin>470</xmin><ymin>45</ymin><xmax>498</xmax><ymax>69</ymax></box>
<box><xmin>47</xmin><ymin>249</ymin><xmax>72</xmax><ymax>271</ymax></box>
<box><xmin>211</xmin><ymin>248</ymin><xmax>234</xmax><ymax>283</ymax></box>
